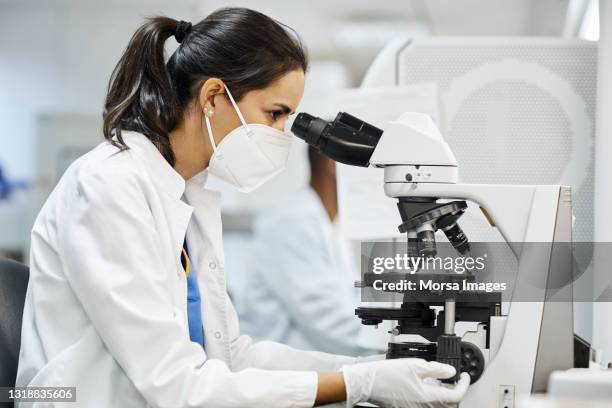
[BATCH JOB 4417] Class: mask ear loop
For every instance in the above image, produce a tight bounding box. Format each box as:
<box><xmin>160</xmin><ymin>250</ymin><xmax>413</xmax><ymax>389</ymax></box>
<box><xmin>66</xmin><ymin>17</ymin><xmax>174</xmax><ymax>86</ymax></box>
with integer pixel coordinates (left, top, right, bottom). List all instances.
<box><xmin>225</xmin><ymin>86</ymin><xmax>253</xmax><ymax>136</ymax></box>
<box><xmin>204</xmin><ymin>115</ymin><xmax>222</xmax><ymax>159</ymax></box>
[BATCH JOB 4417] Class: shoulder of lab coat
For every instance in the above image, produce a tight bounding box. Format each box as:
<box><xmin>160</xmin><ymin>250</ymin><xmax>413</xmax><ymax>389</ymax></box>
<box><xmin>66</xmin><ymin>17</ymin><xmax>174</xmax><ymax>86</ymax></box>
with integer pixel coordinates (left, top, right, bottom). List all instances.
<box><xmin>20</xmin><ymin>132</ymin><xmax>320</xmax><ymax>408</ymax></box>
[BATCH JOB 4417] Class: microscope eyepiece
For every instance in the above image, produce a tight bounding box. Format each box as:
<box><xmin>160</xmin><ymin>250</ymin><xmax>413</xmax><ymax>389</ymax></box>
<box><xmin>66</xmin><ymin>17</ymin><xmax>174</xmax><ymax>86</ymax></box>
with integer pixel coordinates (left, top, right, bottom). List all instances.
<box><xmin>291</xmin><ymin>113</ymin><xmax>328</xmax><ymax>147</ymax></box>
<box><xmin>291</xmin><ymin>112</ymin><xmax>383</xmax><ymax>167</ymax></box>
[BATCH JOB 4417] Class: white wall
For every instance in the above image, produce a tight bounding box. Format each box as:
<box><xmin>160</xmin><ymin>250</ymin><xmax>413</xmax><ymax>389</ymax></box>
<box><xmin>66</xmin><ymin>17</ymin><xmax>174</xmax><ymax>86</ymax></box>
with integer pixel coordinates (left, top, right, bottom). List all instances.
<box><xmin>0</xmin><ymin>3</ymin><xmax>196</xmax><ymax>181</ymax></box>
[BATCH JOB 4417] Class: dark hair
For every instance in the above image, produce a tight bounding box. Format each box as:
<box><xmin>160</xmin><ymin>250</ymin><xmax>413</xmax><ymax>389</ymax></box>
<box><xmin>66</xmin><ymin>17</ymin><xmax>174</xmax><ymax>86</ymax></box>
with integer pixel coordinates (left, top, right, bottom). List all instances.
<box><xmin>103</xmin><ymin>7</ymin><xmax>308</xmax><ymax>166</ymax></box>
<box><xmin>308</xmin><ymin>144</ymin><xmax>331</xmax><ymax>174</ymax></box>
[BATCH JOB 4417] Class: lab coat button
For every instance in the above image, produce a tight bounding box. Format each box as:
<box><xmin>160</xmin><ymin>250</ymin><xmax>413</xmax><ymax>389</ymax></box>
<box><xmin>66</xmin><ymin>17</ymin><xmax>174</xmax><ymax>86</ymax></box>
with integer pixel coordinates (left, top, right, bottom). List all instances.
<box><xmin>214</xmin><ymin>331</ymin><xmax>222</xmax><ymax>339</ymax></box>
<box><xmin>209</xmin><ymin>261</ymin><xmax>216</xmax><ymax>269</ymax></box>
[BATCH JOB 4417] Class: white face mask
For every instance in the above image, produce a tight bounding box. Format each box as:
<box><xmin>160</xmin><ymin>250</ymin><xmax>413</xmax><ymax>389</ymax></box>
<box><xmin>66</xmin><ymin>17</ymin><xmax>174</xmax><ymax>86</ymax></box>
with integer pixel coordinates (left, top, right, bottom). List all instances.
<box><xmin>204</xmin><ymin>86</ymin><xmax>292</xmax><ymax>193</ymax></box>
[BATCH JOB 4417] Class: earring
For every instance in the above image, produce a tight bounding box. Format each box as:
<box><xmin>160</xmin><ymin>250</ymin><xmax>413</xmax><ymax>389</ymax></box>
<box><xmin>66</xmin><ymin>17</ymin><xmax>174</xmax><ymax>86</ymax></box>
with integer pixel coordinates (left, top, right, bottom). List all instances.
<box><xmin>204</xmin><ymin>106</ymin><xmax>214</xmax><ymax>118</ymax></box>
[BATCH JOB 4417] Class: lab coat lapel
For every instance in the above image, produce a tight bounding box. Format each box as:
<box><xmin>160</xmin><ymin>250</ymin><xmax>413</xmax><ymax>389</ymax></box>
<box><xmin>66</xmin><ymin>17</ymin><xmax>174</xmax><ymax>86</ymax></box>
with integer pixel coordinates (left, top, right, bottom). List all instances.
<box><xmin>185</xmin><ymin>180</ymin><xmax>224</xmax><ymax>265</ymax></box>
<box><xmin>118</xmin><ymin>131</ymin><xmax>193</xmax><ymax>283</ymax></box>
<box><xmin>160</xmin><ymin>195</ymin><xmax>193</xmax><ymax>279</ymax></box>
<box><xmin>184</xmin><ymin>172</ymin><xmax>231</xmax><ymax>363</ymax></box>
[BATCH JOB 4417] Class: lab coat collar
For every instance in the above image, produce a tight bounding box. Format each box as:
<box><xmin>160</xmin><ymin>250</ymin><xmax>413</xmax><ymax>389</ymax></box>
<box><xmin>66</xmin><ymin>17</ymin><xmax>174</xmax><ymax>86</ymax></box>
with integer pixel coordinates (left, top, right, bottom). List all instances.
<box><xmin>117</xmin><ymin>131</ymin><xmax>210</xmax><ymax>198</ymax></box>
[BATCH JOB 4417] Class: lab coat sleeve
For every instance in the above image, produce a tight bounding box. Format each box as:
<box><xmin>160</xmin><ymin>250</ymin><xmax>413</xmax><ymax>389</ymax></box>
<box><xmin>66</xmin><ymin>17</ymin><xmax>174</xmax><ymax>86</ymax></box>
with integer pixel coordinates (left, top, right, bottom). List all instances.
<box><xmin>56</xmin><ymin>165</ymin><xmax>317</xmax><ymax>408</ymax></box>
<box><xmin>227</xmin><ymin>293</ymin><xmax>359</xmax><ymax>372</ymax></box>
<box><xmin>228</xmin><ymin>213</ymin><xmax>384</xmax><ymax>374</ymax></box>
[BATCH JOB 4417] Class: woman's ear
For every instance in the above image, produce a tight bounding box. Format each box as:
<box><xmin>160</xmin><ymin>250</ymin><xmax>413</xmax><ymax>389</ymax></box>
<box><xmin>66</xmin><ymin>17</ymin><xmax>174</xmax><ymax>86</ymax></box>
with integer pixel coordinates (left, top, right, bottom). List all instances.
<box><xmin>198</xmin><ymin>78</ymin><xmax>225</xmax><ymax>111</ymax></box>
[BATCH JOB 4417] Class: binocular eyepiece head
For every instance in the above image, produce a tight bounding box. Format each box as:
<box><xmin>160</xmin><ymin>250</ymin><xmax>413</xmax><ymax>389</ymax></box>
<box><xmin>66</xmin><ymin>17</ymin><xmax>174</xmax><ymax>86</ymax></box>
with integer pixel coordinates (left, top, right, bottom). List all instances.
<box><xmin>291</xmin><ymin>112</ymin><xmax>383</xmax><ymax>167</ymax></box>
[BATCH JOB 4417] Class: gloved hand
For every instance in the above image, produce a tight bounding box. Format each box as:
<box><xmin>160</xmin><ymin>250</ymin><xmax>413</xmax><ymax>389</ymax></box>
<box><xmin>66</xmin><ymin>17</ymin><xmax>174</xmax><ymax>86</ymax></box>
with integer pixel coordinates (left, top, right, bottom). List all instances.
<box><xmin>341</xmin><ymin>358</ymin><xmax>470</xmax><ymax>408</ymax></box>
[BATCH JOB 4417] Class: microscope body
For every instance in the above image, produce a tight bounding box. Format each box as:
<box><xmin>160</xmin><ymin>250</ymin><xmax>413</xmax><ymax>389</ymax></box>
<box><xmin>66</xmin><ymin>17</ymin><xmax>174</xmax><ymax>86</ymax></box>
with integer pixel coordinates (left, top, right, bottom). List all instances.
<box><xmin>376</xmin><ymin>113</ymin><xmax>574</xmax><ymax>406</ymax></box>
<box><xmin>292</xmin><ymin>111</ymin><xmax>575</xmax><ymax>407</ymax></box>
<box><xmin>384</xmin><ymin>184</ymin><xmax>573</xmax><ymax>407</ymax></box>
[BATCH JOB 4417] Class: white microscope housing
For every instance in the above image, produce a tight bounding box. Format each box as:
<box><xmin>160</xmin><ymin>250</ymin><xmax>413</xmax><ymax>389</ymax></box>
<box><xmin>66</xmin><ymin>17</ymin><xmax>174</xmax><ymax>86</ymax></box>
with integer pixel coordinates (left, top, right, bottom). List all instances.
<box><xmin>370</xmin><ymin>111</ymin><xmax>459</xmax><ymax>184</ymax></box>
<box><xmin>291</xmin><ymin>110</ymin><xmax>575</xmax><ymax>408</ymax></box>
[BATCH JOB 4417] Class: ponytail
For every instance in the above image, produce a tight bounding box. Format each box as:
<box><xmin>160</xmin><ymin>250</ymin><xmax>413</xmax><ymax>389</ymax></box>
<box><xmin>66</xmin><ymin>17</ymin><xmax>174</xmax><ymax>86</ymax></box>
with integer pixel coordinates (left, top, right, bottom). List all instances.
<box><xmin>103</xmin><ymin>17</ymin><xmax>182</xmax><ymax>165</ymax></box>
<box><xmin>103</xmin><ymin>8</ymin><xmax>308</xmax><ymax>167</ymax></box>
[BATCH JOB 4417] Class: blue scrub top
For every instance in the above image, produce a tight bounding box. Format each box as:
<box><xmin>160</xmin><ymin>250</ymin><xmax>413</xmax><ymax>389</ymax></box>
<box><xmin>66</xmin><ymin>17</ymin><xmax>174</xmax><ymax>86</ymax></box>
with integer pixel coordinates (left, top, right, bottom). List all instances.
<box><xmin>181</xmin><ymin>238</ymin><xmax>205</xmax><ymax>348</ymax></box>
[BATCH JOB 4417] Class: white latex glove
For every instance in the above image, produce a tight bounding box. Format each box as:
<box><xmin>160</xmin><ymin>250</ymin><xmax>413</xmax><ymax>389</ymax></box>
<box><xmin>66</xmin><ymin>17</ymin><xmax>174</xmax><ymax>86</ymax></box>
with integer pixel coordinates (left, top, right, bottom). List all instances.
<box><xmin>342</xmin><ymin>358</ymin><xmax>470</xmax><ymax>408</ymax></box>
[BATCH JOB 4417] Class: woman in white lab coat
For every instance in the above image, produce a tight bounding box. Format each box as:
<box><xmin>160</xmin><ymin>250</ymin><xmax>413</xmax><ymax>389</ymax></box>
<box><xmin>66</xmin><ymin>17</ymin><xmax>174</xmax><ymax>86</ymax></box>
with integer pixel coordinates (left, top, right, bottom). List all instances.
<box><xmin>16</xmin><ymin>7</ymin><xmax>469</xmax><ymax>407</ymax></box>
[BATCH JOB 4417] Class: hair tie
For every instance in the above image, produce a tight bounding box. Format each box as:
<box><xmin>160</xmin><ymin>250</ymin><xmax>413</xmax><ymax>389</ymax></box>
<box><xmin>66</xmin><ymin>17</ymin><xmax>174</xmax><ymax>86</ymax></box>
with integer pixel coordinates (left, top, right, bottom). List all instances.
<box><xmin>174</xmin><ymin>20</ymin><xmax>192</xmax><ymax>44</ymax></box>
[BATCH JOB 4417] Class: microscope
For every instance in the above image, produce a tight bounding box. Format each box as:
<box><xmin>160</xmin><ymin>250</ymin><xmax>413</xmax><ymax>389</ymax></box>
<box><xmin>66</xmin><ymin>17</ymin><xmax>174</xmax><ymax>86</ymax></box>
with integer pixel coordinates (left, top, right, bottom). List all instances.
<box><xmin>291</xmin><ymin>112</ymin><xmax>575</xmax><ymax>407</ymax></box>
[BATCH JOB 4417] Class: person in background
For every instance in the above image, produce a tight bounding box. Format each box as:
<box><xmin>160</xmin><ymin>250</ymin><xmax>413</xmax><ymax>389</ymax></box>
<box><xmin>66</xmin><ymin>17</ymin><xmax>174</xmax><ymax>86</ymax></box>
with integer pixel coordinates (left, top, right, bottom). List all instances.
<box><xmin>238</xmin><ymin>146</ymin><xmax>386</xmax><ymax>356</ymax></box>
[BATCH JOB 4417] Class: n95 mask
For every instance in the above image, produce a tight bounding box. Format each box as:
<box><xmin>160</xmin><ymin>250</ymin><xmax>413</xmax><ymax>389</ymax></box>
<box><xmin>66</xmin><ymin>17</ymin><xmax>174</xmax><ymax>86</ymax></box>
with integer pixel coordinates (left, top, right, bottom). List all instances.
<box><xmin>204</xmin><ymin>86</ymin><xmax>292</xmax><ymax>193</ymax></box>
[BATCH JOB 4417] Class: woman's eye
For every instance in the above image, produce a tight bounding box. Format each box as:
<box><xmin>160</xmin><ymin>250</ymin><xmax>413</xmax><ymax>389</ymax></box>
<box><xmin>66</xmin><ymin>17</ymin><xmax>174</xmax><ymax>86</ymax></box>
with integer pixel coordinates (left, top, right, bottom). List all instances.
<box><xmin>269</xmin><ymin>110</ymin><xmax>283</xmax><ymax>121</ymax></box>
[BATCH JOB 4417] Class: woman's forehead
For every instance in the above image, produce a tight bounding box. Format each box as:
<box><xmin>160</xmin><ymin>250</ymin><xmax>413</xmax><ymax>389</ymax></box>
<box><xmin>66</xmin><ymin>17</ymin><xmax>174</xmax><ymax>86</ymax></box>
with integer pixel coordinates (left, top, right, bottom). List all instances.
<box><xmin>247</xmin><ymin>70</ymin><xmax>305</xmax><ymax>108</ymax></box>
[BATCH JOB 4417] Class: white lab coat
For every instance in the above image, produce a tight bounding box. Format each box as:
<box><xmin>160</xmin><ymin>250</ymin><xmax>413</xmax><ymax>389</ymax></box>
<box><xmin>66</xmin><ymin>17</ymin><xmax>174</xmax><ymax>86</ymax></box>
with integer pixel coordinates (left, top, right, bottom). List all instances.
<box><xmin>235</xmin><ymin>188</ymin><xmax>387</xmax><ymax>356</ymax></box>
<box><xmin>16</xmin><ymin>131</ymin><xmax>358</xmax><ymax>408</ymax></box>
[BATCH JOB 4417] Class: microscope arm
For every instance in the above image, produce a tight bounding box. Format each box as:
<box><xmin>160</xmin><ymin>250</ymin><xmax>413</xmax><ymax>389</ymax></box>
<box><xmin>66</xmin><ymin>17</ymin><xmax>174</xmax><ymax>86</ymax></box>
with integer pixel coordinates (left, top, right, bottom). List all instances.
<box><xmin>385</xmin><ymin>181</ymin><xmax>564</xmax><ymax>254</ymax></box>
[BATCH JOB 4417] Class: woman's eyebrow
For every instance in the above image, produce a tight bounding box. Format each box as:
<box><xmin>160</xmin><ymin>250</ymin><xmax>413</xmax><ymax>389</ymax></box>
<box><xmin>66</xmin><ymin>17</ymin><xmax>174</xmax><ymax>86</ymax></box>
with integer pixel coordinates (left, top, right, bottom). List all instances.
<box><xmin>272</xmin><ymin>103</ymin><xmax>293</xmax><ymax>114</ymax></box>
